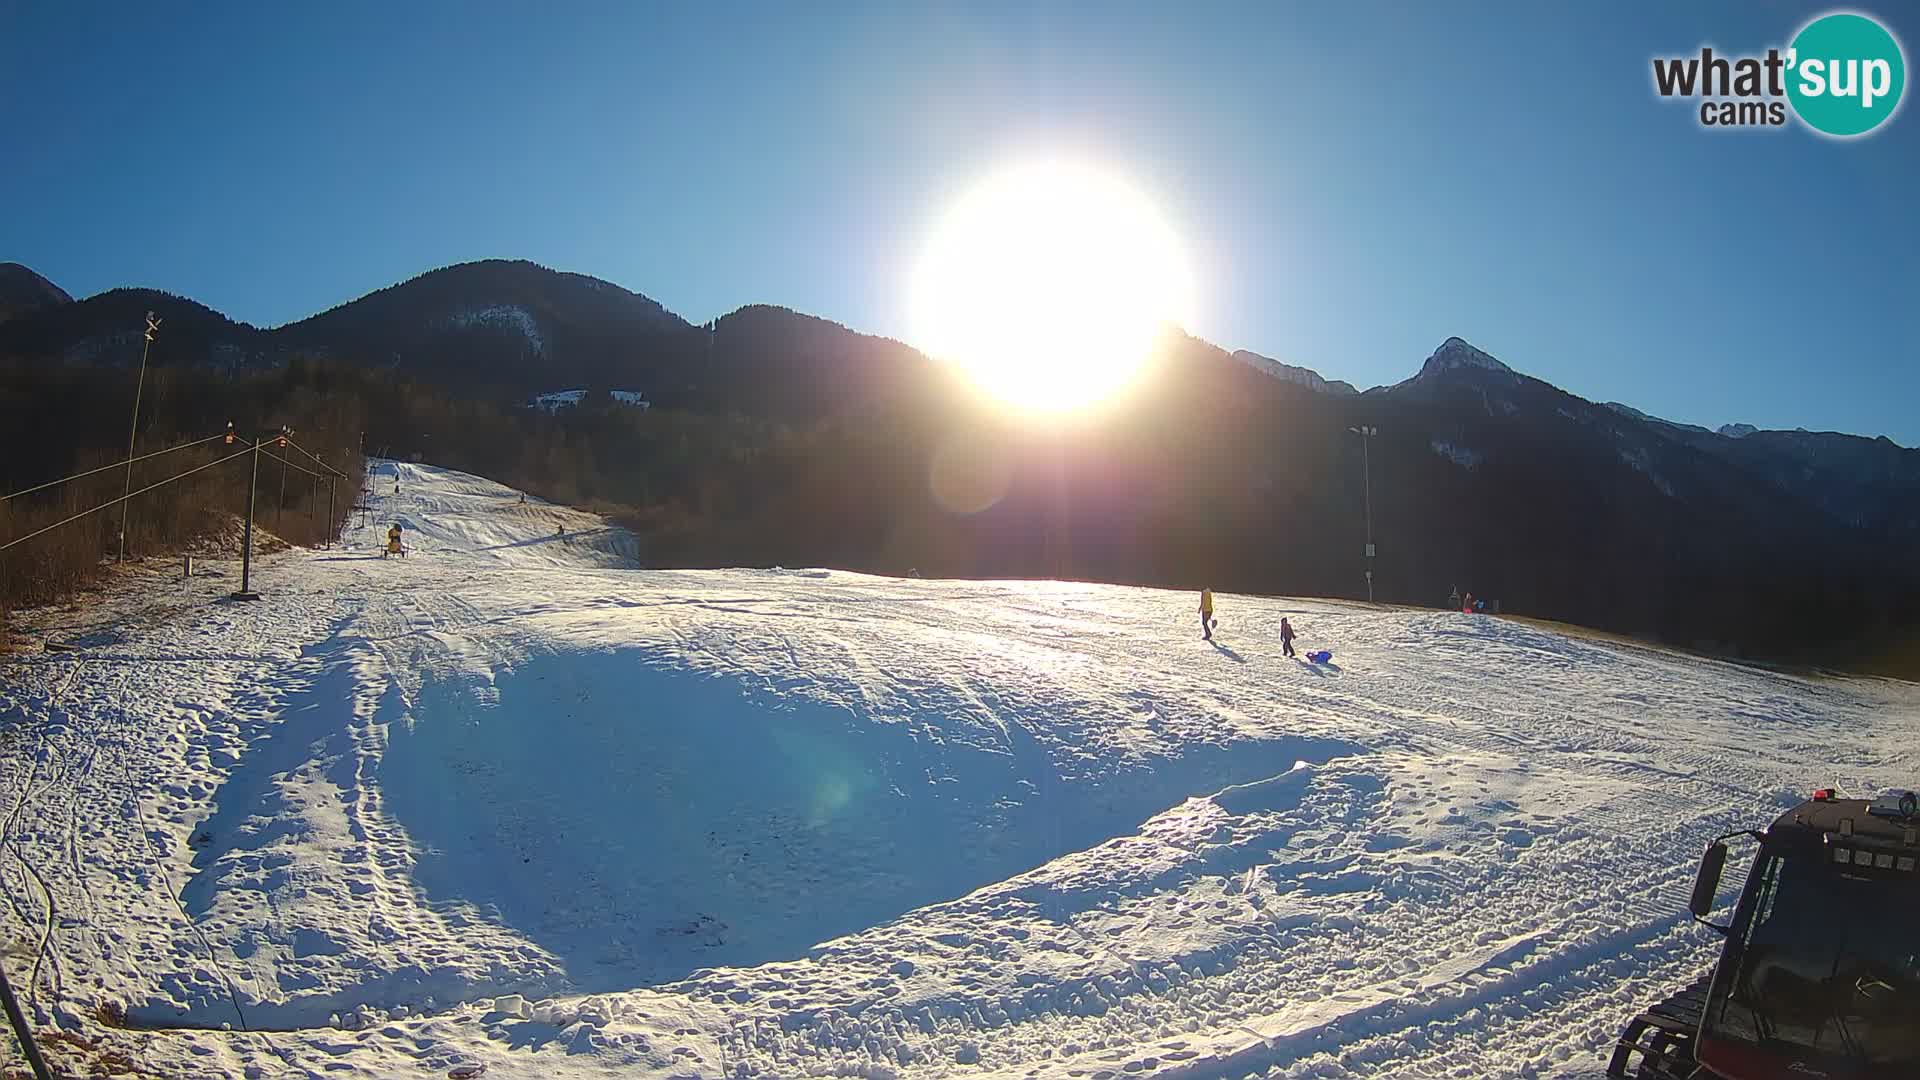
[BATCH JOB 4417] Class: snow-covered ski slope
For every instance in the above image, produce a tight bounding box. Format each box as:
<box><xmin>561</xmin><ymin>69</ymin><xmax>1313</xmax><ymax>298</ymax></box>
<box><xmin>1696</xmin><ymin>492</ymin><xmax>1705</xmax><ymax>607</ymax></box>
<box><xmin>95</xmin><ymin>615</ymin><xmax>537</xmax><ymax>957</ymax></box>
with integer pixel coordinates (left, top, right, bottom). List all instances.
<box><xmin>0</xmin><ymin>460</ymin><xmax>1913</xmax><ymax>1079</ymax></box>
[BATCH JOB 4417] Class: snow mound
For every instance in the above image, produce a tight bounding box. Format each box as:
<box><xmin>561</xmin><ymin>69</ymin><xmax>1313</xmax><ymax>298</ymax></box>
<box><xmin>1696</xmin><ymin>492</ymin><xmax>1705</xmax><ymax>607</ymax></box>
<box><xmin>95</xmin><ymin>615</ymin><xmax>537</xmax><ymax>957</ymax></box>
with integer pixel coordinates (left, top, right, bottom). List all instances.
<box><xmin>384</xmin><ymin>654</ymin><xmax>1358</xmax><ymax>988</ymax></box>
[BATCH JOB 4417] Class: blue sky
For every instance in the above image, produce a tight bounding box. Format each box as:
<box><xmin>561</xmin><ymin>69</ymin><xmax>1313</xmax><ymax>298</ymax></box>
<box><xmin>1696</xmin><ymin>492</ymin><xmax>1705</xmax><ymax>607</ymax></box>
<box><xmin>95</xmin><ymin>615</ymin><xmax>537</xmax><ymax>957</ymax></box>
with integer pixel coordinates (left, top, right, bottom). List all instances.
<box><xmin>3</xmin><ymin>2</ymin><xmax>1915</xmax><ymax>441</ymax></box>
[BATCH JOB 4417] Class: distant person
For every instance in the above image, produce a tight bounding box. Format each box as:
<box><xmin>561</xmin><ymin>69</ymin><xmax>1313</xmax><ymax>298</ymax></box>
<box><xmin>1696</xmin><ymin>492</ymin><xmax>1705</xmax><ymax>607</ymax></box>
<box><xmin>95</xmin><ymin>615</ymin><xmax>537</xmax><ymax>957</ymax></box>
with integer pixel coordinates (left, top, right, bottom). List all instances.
<box><xmin>1475</xmin><ymin>598</ymin><xmax>1486</xmax><ymax>613</ymax></box>
<box><xmin>1279</xmin><ymin>617</ymin><xmax>1297</xmax><ymax>658</ymax></box>
<box><xmin>1199</xmin><ymin>589</ymin><xmax>1215</xmax><ymax>640</ymax></box>
<box><xmin>1463</xmin><ymin>592</ymin><xmax>1474</xmax><ymax>614</ymax></box>
<box><xmin>385</xmin><ymin>523</ymin><xmax>403</xmax><ymax>558</ymax></box>
<box><xmin>1448</xmin><ymin>585</ymin><xmax>1460</xmax><ymax>610</ymax></box>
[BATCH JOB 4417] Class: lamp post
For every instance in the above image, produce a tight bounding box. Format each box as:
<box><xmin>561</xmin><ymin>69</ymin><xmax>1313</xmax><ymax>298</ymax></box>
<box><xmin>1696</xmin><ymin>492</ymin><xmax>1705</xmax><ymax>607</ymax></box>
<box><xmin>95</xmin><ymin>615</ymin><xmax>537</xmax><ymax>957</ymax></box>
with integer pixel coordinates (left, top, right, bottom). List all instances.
<box><xmin>234</xmin><ymin>435</ymin><xmax>262</xmax><ymax>601</ymax></box>
<box><xmin>118</xmin><ymin>311</ymin><xmax>160</xmax><ymax>561</ymax></box>
<box><xmin>1349</xmin><ymin>425</ymin><xmax>1378</xmax><ymax>602</ymax></box>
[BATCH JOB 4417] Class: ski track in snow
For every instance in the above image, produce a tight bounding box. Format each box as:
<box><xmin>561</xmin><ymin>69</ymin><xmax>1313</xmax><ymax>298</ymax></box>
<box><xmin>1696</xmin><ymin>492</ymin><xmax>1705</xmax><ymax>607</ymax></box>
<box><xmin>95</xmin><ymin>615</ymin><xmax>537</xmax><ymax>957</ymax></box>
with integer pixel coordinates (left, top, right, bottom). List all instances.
<box><xmin>0</xmin><ymin>460</ymin><xmax>1913</xmax><ymax>1080</ymax></box>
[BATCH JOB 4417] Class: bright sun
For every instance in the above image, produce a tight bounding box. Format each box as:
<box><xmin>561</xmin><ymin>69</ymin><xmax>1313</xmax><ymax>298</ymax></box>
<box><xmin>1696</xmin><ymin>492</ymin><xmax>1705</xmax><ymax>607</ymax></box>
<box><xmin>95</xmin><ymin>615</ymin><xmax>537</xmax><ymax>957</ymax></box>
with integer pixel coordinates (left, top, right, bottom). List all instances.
<box><xmin>910</xmin><ymin>160</ymin><xmax>1195</xmax><ymax>411</ymax></box>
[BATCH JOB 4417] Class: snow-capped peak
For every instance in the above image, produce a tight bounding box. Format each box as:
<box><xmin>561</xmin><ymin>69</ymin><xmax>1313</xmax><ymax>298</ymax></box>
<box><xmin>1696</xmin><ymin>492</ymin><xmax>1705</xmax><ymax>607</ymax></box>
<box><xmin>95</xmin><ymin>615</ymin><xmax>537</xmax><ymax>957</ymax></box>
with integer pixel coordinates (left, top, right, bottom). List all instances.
<box><xmin>1418</xmin><ymin>337</ymin><xmax>1516</xmax><ymax>379</ymax></box>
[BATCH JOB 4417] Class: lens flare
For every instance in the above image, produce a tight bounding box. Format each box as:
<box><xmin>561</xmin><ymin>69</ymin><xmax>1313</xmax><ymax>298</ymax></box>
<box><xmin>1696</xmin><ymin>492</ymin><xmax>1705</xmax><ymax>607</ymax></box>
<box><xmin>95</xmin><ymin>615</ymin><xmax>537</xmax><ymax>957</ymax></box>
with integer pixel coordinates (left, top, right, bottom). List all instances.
<box><xmin>928</xmin><ymin>431</ymin><xmax>1013</xmax><ymax>515</ymax></box>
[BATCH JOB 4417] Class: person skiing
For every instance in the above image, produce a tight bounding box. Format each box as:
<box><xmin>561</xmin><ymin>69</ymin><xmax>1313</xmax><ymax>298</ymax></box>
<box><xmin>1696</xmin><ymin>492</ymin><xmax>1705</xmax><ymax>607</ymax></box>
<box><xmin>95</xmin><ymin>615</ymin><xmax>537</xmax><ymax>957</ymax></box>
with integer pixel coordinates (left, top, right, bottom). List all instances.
<box><xmin>385</xmin><ymin>523</ymin><xmax>403</xmax><ymax>558</ymax></box>
<box><xmin>1279</xmin><ymin>617</ymin><xmax>1297</xmax><ymax>658</ymax></box>
<box><xmin>1199</xmin><ymin>588</ymin><xmax>1215</xmax><ymax>640</ymax></box>
<box><xmin>1447</xmin><ymin>584</ymin><xmax>1460</xmax><ymax>610</ymax></box>
<box><xmin>1462</xmin><ymin>591</ymin><xmax>1474</xmax><ymax>614</ymax></box>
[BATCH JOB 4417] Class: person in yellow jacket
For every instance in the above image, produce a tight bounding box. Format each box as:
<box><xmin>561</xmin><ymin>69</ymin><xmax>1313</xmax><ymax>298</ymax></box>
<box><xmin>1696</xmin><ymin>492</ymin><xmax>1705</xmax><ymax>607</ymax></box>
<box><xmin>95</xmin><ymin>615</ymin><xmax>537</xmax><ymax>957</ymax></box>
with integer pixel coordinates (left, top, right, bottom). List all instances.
<box><xmin>386</xmin><ymin>523</ymin><xmax>403</xmax><ymax>557</ymax></box>
<box><xmin>1199</xmin><ymin>588</ymin><xmax>1215</xmax><ymax>640</ymax></box>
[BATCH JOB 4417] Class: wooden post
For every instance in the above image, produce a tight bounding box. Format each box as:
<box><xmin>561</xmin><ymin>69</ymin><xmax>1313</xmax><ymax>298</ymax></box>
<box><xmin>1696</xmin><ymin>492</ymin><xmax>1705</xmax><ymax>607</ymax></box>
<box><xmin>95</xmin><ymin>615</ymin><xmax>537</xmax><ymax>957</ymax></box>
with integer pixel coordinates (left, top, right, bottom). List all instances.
<box><xmin>233</xmin><ymin>438</ymin><xmax>261</xmax><ymax>601</ymax></box>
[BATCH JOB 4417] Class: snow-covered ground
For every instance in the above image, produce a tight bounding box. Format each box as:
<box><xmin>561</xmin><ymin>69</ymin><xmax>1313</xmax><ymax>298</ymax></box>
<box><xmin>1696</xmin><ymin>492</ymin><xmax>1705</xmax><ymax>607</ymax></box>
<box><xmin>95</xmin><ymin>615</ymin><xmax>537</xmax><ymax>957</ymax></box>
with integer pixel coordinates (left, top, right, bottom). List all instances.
<box><xmin>527</xmin><ymin>389</ymin><xmax>650</xmax><ymax>413</ymax></box>
<box><xmin>0</xmin><ymin>461</ymin><xmax>1914</xmax><ymax>1079</ymax></box>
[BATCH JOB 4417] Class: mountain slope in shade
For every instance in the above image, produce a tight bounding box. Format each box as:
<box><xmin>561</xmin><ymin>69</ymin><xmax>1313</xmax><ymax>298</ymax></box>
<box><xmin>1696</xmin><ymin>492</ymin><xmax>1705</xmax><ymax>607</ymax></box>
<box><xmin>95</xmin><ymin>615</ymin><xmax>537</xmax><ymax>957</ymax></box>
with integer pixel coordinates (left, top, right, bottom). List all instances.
<box><xmin>0</xmin><ymin>285</ymin><xmax>261</xmax><ymax>372</ymax></box>
<box><xmin>262</xmin><ymin>259</ymin><xmax>715</xmax><ymax>406</ymax></box>
<box><xmin>1602</xmin><ymin>401</ymin><xmax>1713</xmax><ymax>436</ymax></box>
<box><xmin>0</xmin><ymin>262</ymin><xmax>73</xmax><ymax>322</ymax></box>
<box><xmin>1655</xmin><ymin>424</ymin><xmax>1920</xmax><ymax>534</ymax></box>
<box><xmin>1229</xmin><ymin>349</ymin><xmax>1359</xmax><ymax>396</ymax></box>
<box><xmin>0</xmin><ymin>260</ymin><xmax>945</xmax><ymax>421</ymax></box>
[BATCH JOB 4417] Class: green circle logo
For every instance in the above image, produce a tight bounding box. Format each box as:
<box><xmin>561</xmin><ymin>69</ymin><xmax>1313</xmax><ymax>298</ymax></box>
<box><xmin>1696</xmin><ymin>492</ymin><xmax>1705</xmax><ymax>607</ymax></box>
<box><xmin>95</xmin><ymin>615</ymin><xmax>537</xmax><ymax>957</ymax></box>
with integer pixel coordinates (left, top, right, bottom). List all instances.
<box><xmin>1787</xmin><ymin>12</ymin><xmax>1906</xmax><ymax>137</ymax></box>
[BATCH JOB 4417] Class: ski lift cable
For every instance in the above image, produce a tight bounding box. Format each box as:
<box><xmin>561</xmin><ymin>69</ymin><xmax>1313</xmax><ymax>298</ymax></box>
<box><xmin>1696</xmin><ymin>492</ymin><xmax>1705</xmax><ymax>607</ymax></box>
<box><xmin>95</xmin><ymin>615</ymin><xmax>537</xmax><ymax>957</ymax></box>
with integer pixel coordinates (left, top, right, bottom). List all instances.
<box><xmin>0</xmin><ymin>445</ymin><xmax>253</xmax><ymax>554</ymax></box>
<box><xmin>2</xmin><ymin>431</ymin><xmax>228</xmax><ymax>504</ymax></box>
<box><xmin>259</xmin><ymin>447</ymin><xmax>328</xmax><ymax>482</ymax></box>
<box><xmin>277</xmin><ymin>435</ymin><xmax>349</xmax><ymax>479</ymax></box>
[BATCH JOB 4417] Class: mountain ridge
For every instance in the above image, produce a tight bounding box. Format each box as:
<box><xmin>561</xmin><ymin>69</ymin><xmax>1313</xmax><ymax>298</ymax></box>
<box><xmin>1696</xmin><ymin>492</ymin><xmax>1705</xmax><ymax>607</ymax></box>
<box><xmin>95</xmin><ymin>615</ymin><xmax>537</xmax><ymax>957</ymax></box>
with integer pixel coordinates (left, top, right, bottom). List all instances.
<box><xmin>1</xmin><ymin>258</ymin><xmax>1903</xmax><ymax>449</ymax></box>
<box><xmin>0</xmin><ymin>262</ymin><xmax>73</xmax><ymax>323</ymax></box>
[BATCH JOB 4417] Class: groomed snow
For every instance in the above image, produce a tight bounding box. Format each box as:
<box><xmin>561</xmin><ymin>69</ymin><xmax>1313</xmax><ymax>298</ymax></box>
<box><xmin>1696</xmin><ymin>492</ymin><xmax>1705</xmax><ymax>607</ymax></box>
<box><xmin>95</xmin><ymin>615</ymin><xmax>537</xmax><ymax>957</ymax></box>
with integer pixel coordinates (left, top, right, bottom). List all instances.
<box><xmin>0</xmin><ymin>461</ymin><xmax>1913</xmax><ymax>1079</ymax></box>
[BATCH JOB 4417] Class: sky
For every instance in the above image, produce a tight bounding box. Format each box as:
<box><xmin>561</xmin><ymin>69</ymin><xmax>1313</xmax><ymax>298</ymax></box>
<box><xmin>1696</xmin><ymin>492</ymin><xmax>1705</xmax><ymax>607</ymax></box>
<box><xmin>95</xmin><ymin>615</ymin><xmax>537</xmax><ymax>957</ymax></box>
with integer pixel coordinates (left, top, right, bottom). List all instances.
<box><xmin>2</xmin><ymin>2</ymin><xmax>1915</xmax><ymax>442</ymax></box>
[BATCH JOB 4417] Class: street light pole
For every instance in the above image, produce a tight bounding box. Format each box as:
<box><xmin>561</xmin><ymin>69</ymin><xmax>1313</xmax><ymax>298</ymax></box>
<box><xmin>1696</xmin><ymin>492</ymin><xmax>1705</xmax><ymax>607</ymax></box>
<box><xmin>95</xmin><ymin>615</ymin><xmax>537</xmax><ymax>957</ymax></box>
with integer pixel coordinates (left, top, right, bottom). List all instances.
<box><xmin>118</xmin><ymin>311</ymin><xmax>160</xmax><ymax>561</ymax></box>
<box><xmin>1349</xmin><ymin>425</ymin><xmax>1378</xmax><ymax>602</ymax></box>
<box><xmin>233</xmin><ymin>437</ymin><xmax>262</xmax><ymax>601</ymax></box>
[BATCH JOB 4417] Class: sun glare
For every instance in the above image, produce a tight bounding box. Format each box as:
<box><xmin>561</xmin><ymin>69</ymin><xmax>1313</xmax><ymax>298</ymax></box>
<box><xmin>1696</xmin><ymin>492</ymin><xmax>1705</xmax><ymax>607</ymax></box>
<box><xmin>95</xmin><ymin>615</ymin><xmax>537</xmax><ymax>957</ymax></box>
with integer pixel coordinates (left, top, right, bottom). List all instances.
<box><xmin>910</xmin><ymin>161</ymin><xmax>1195</xmax><ymax>411</ymax></box>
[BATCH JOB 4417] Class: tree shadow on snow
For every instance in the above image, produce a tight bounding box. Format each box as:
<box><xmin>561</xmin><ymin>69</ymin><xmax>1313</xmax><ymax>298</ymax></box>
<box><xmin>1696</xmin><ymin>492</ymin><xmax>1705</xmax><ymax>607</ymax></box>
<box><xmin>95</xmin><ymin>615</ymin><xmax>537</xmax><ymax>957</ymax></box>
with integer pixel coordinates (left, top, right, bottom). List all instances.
<box><xmin>180</xmin><ymin>613</ymin><xmax>364</xmax><ymax>924</ymax></box>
